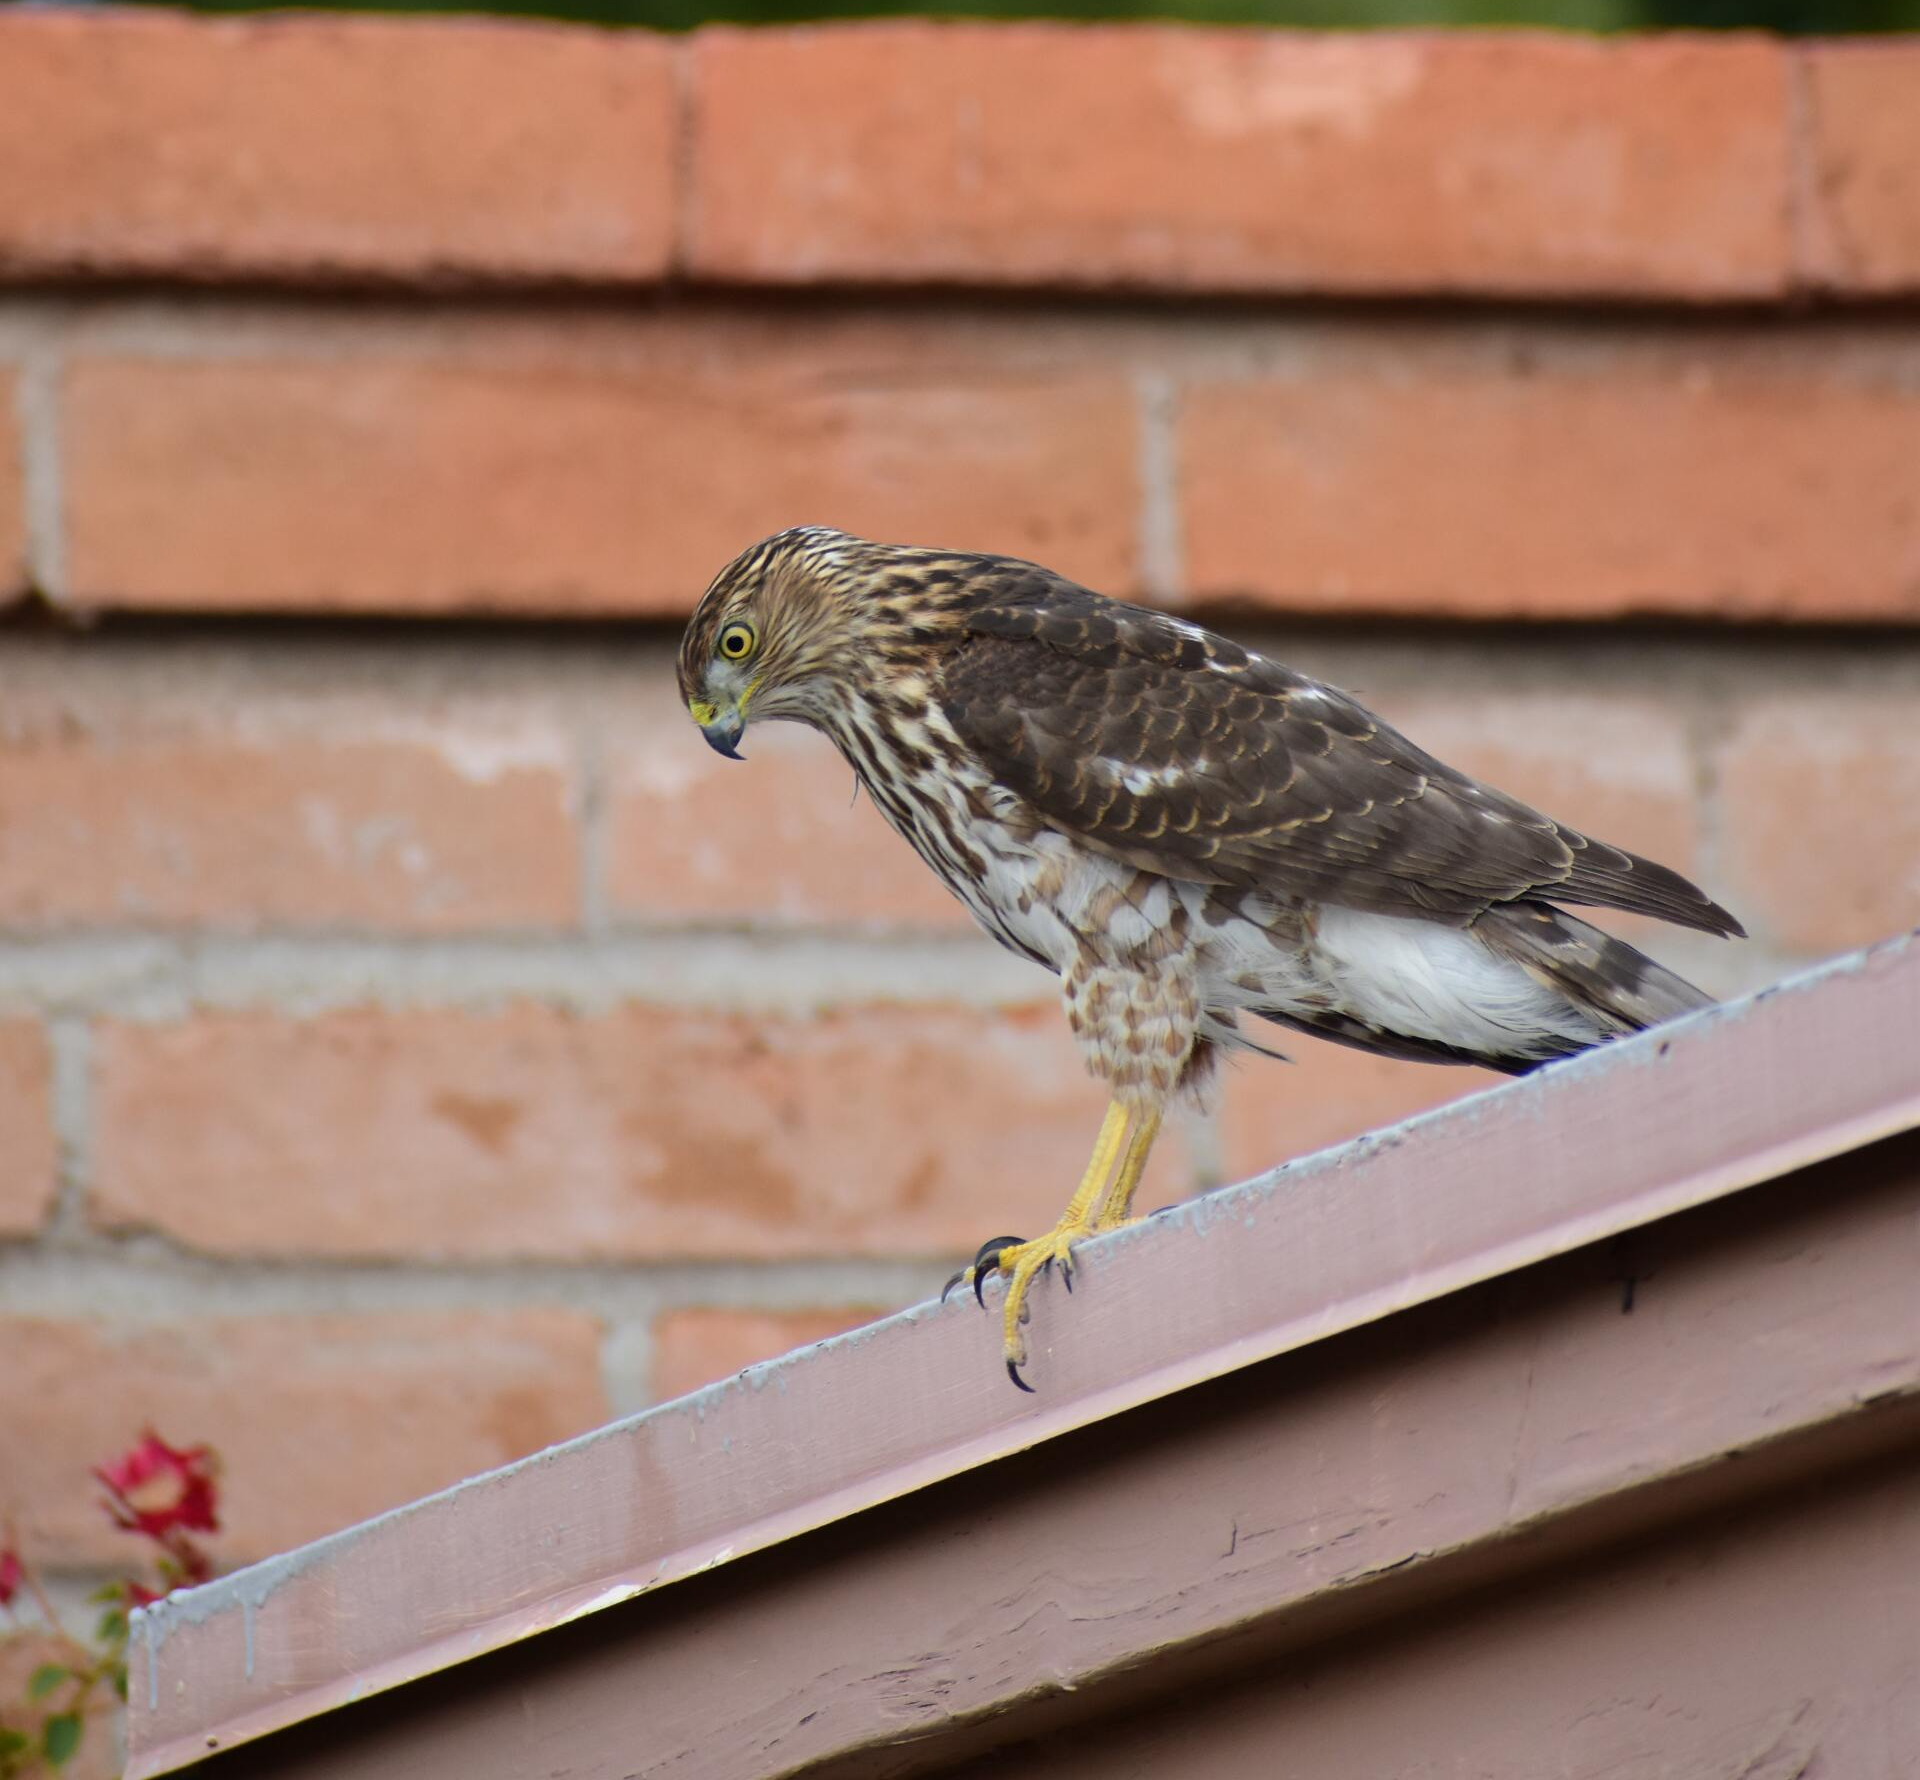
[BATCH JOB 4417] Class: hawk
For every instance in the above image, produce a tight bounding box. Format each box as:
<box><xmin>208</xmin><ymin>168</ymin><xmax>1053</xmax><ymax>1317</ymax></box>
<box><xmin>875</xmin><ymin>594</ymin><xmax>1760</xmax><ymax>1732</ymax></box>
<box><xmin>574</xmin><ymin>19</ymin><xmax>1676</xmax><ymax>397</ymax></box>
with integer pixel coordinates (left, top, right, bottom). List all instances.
<box><xmin>679</xmin><ymin>528</ymin><xmax>1743</xmax><ymax>1388</ymax></box>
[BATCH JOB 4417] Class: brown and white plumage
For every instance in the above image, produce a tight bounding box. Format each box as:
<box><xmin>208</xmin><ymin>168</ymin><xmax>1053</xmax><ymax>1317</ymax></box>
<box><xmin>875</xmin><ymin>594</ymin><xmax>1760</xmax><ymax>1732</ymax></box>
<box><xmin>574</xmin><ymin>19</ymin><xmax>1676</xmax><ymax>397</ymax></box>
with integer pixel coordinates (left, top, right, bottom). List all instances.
<box><xmin>679</xmin><ymin>527</ymin><xmax>1744</xmax><ymax>1384</ymax></box>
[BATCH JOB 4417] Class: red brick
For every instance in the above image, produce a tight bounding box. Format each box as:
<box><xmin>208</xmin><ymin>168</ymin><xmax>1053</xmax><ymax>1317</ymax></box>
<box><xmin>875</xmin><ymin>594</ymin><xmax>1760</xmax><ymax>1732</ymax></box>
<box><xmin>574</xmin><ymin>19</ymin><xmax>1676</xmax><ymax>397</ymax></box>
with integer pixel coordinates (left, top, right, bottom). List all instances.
<box><xmin>650</xmin><ymin>1307</ymin><xmax>885</xmax><ymax>1403</ymax></box>
<box><xmin>0</xmin><ymin>1312</ymin><xmax>606</xmax><ymax>1567</ymax></box>
<box><xmin>0</xmin><ymin>11</ymin><xmax>673</xmax><ymax>283</ymax></box>
<box><xmin>1800</xmin><ymin>45</ymin><xmax>1920</xmax><ymax>294</ymax></box>
<box><xmin>1718</xmin><ymin>694</ymin><xmax>1920</xmax><ymax>954</ymax></box>
<box><xmin>692</xmin><ymin>26</ymin><xmax>1790</xmax><ymax>298</ymax></box>
<box><xmin>0</xmin><ymin>367</ymin><xmax>23</xmax><ymax>602</ymax></box>
<box><xmin>1179</xmin><ymin>340</ymin><xmax>1920</xmax><ymax>621</ymax></box>
<box><xmin>0</xmin><ymin>1022</ymin><xmax>56</xmax><ymax>1238</ymax></box>
<box><xmin>1222</xmin><ymin>1038</ymin><xmax>1505</xmax><ymax>1186</ymax></box>
<box><xmin>0</xmin><ymin>701</ymin><xmax>577</xmax><ymax>931</ymax></box>
<box><xmin>607</xmin><ymin>680</ymin><xmax>971</xmax><ymax>929</ymax></box>
<box><xmin>90</xmin><ymin>1003</ymin><xmax>1192</xmax><ymax>1261</ymax></box>
<box><xmin>61</xmin><ymin>342</ymin><xmax>1137</xmax><ymax>615</ymax></box>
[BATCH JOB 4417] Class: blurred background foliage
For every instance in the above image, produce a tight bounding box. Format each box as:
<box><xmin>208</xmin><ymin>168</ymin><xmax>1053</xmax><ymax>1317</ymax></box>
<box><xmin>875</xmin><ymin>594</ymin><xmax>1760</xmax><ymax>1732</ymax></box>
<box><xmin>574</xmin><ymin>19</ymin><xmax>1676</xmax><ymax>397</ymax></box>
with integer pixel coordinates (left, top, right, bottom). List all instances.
<box><xmin>52</xmin><ymin>0</ymin><xmax>1920</xmax><ymax>40</ymax></box>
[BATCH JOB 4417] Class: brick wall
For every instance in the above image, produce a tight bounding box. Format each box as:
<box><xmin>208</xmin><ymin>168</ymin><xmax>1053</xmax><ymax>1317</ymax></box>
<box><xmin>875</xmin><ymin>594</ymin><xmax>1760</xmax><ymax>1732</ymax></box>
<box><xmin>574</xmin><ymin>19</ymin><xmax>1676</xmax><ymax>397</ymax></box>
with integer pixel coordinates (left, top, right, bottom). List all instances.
<box><xmin>1</xmin><ymin>12</ymin><xmax>1917</xmax><ymax>1582</ymax></box>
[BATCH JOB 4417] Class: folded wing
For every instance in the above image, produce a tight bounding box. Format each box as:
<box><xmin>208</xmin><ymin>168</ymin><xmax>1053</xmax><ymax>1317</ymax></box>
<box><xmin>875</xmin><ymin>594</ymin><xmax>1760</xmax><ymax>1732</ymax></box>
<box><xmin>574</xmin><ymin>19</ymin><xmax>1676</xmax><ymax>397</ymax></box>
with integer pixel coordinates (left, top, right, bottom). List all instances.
<box><xmin>939</xmin><ymin>572</ymin><xmax>1742</xmax><ymax>940</ymax></box>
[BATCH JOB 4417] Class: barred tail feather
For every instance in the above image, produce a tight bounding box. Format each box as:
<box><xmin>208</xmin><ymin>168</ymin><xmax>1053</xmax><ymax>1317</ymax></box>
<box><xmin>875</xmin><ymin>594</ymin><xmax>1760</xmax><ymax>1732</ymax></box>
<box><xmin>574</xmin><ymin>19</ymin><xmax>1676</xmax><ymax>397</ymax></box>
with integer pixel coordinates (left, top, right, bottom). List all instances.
<box><xmin>1474</xmin><ymin>900</ymin><xmax>1715</xmax><ymax>1039</ymax></box>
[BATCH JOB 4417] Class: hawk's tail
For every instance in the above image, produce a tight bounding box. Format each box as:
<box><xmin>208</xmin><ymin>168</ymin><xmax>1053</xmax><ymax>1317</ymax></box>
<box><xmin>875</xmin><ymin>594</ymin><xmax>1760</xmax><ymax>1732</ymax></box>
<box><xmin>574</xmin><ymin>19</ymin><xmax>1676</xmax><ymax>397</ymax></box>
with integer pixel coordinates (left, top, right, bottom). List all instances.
<box><xmin>1473</xmin><ymin>900</ymin><xmax>1715</xmax><ymax>1044</ymax></box>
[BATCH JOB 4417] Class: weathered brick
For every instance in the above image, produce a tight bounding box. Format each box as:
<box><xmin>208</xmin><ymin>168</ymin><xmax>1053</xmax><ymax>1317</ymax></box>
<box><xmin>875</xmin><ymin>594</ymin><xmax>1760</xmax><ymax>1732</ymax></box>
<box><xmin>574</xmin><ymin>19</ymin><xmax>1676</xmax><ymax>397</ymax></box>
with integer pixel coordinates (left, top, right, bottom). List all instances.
<box><xmin>0</xmin><ymin>701</ymin><xmax>578</xmax><ymax>931</ymax></box>
<box><xmin>607</xmin><ymin>681</ymin><xmax>971</xmax><ymax>929</ymax></box>
<box><xmin>0</xmin><ymin>366</ymin><xmax>23</xmax><ymax>602</ymax></box>
<box><xmin>0</xmin><ymin>10</ymin><xmax>674</xmax><ymax>283</ymax></box>
<box><xmin>0</xmin><ymin>1312</ymin><xmax>606</xmax><ymax>1567</ymax></box>
<box><xmin>1179</xmin><ymin>339</ymin><xmax>1920</xmax><ymax>621</ymax></box>
<box><xmin>1222</xmin><ymin>1038</ymin><xmax>1505</xmax><ymax>1187</ymax></box>
<box><xmin>692</xmin><ymin>26</ymin><xmax>1790</xmax><ymax>298</ymax></box>
<box><xmin>61</xmin><ymin>343</ymin><xmax>1137</xmax><ymax>614</ymax></box>
<box><xmin>90</xmin><ymin>1004</ymin><xmax>1193</xmax><ymax>1260</ymax></box>
<box><xmin>1717</xmin><ymin>694</ymin><xmax>1920</xmax><ymax>954</ymax></box>
<box><xmin>1800</xmin><ymin>44</ymin><xmax>1920</xmax><ymax>295</ymax></box>
<box><xmin>0</xmin><ymin>1021</ymin><xmax>57</xmax><ymax>1238</ymax></box>
<box><xmin>650</xmin><ymin>1307</ymin><xmax>885</xmax><ymax>1403</ymax></box>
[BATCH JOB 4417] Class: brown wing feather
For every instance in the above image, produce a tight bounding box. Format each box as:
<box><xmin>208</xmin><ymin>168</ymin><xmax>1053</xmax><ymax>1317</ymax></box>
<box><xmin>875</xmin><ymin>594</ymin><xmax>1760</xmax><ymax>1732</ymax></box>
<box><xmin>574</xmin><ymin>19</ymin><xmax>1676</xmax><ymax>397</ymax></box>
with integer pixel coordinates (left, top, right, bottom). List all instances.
<box><xmin>938</xmin><ymin>571</ymin><xmax>1743</xmax><ymax>938</ymax></box>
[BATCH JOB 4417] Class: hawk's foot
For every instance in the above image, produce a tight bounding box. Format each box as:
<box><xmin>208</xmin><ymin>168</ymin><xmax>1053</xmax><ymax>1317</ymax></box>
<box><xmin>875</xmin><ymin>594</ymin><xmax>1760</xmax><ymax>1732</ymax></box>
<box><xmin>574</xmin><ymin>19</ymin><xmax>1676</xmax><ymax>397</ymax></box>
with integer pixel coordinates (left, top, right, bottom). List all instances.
<box><xmin>971</xmin><ymin>1220</ymin><xmax>1097</xmax><ymax>1391</ymax></box>
<box><xmin>942</xmin><ymin>1100</ymin><xmax>1165</xmax><ymax>1391</ymax></box>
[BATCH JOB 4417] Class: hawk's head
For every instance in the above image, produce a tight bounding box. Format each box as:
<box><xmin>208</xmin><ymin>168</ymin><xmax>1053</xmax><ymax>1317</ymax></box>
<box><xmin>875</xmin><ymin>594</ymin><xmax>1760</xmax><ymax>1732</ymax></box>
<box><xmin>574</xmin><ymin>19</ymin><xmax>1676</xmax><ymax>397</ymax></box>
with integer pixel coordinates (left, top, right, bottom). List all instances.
<box><xmin>676</xmin><ymin>526</ymin><xmax>875</xmax><ymax>759</ymax></box>
<box><xmin>678</xmin><ymin>526</ymin><xmax>964</xmax><ymax>759</ymax></box>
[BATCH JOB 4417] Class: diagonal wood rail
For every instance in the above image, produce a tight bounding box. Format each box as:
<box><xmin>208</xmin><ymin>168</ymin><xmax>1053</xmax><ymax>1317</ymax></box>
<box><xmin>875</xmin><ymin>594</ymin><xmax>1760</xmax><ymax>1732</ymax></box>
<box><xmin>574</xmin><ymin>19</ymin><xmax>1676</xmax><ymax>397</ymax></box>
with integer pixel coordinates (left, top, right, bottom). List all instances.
<box><xmin>126</xmin><ymin>933</ymin><xmax>1920</xmax><ymax>1779</ymax></box>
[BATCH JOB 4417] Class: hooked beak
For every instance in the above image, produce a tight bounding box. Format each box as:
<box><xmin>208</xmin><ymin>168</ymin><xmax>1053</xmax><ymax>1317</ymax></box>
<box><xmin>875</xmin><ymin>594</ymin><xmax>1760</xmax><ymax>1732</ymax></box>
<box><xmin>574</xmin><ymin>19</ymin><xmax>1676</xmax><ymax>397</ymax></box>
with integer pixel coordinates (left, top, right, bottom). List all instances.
<box><xmin>690</xmin><ymin>700</ymin><xmax>746</xmax><ymax>761</ymax></box>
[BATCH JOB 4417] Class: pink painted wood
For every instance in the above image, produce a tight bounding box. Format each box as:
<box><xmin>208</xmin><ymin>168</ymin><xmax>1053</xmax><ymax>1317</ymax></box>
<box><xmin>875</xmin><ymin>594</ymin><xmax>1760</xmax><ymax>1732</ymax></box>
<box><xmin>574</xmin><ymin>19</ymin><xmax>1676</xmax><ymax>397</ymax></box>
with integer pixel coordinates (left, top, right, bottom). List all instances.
<box><xmin>146</xmin><ymin>1120</ymin><xmax>1920</xmax><ymax>1779</ymax></box>
<box><xmin>125</xmin><ymin>935</ymin><xmax>1920</xmax><ymax>1779</ymax></box>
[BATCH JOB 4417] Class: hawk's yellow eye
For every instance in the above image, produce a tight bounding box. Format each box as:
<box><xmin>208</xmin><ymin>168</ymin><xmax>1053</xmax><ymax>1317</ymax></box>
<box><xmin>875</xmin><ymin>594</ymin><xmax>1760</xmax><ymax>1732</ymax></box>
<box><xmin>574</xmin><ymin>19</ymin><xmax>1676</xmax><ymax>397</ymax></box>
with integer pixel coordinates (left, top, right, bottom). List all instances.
<box><xmin>718</xmin><ymin>622</ymin><xmax>757</xmax><ymax>662</ymax></box>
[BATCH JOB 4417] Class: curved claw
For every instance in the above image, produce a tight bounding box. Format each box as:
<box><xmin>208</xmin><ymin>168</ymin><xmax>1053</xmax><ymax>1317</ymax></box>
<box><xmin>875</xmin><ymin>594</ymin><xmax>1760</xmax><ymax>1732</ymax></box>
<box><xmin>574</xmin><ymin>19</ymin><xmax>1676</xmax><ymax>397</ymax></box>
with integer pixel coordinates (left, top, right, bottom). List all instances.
<box><xmin>968</xmin><ymin>1235</ymin><xmax>1024</xmax><ymax>1308</ymax></box>
<box><xmin>1006</xmin><ymin>1358</ymin><xmax>1035</xmax><ymax>1393</ymax></box>
<box><xmin>941</xmin><ymin>1268</ymin><xmax>968</xmax><ymax>1302</ymax></box>
<box><xmin>973</xmin><ymin>1234</ymin><xmax>1024</xmax><ymax>1269</ymax></box>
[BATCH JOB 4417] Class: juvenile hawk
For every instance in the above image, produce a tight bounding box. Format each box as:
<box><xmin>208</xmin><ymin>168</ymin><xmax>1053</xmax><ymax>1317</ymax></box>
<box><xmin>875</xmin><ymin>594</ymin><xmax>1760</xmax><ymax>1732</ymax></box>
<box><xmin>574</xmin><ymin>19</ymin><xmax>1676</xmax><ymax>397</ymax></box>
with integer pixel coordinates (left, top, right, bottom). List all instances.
<box><xmin>679</xmin><ymin>528</ymin><xmax>1743</xmax><ymax>1387</ymax></box>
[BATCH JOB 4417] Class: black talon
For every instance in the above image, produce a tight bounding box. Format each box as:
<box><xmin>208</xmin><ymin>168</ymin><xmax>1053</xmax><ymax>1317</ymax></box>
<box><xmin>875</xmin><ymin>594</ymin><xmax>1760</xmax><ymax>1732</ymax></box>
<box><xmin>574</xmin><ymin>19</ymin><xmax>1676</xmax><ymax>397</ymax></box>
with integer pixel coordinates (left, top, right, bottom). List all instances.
<box><xmin>969</xmin><ymin>1235</ymin><xmax>1024</xmax><ymax>1308</ymax></box>
<box><xmin>973</xmin><ymin>1234</ymin><xmax>1023</xmax><ymax>1268</ymax></box>
<box><xmin>941</xmin><ymin>1268</ymin><xmax>968</xmax><ymax>1302</ymax></box>
<box><xmin>1007</xmin><ymin>1358</ymin><xmax>1035</xmax><ymax>1393</ymax></box>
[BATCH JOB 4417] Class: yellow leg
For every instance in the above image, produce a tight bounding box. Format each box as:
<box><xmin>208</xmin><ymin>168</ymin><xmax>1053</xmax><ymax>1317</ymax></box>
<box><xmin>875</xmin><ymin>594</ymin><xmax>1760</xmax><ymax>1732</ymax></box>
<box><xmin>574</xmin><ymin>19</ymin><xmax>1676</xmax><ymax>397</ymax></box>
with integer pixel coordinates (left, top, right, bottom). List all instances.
<box><xmin>1093</xmin><ymin>1108</ymin><xmax>1162</xmax><ymax>1230</ymax></box>
<box><xmin>1057</xmin><ymin>1101</ymin><xmax>1132</xmax><ymax>1231</ymax></box>
<box><xmin>964</xmin><ymin>1099</ymin><xmax>1153</xmax><ymax>1390</ymax></box>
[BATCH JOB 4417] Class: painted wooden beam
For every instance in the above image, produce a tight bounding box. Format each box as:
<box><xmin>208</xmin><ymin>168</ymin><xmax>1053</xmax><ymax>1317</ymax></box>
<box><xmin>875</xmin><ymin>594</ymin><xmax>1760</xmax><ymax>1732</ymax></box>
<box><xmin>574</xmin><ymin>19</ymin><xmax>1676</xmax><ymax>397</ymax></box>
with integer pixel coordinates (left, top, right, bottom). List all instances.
<box><xmin>126</xmin><ymin>933</ymin><xmax>1920</xmax><ymax>1778</ymax></box>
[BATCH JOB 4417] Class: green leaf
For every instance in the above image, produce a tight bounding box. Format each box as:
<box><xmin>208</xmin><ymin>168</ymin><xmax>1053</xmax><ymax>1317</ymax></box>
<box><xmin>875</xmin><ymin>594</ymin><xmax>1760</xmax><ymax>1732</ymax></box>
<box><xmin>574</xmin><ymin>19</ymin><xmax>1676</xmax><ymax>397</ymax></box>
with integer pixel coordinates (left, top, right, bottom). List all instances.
<box><xmin>27</xmin><ymin>1663</ymin><xmax>69</xmax><ymax>1701</ymax></box>
<box><xmin>41</xmin><ymin>1713</ymin><xmax>82</xmax><ymax>1768</ymax></box>
<box><xmin>0</xmin><ymin>1727</ymin><xmax>28</xmax><ymax>1756</ymax></box>
<box><xmin>86</xmin><ymin>1582</ymin><xmax>123</xmax><ymax>1605</ymax></box>
<box><xmin>112</xmin><ymin>1666</ymin><xmax>128</xmax><ymax>1701</ymax></box>
<box><xmin>95</xmin><ymin>1607</ymin><xmax>128</xmax><ymax>1643</ymax></box>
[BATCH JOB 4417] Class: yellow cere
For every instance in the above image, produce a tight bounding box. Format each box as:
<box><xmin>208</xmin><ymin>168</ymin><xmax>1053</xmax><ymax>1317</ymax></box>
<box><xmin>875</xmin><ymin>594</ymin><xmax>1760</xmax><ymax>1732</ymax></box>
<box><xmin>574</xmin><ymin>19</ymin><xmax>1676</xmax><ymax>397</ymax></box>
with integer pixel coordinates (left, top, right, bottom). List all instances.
<box><xmin>688</xmin><ymin>699</ymin><xmax>718</xmax><ymax>727</ymax></box>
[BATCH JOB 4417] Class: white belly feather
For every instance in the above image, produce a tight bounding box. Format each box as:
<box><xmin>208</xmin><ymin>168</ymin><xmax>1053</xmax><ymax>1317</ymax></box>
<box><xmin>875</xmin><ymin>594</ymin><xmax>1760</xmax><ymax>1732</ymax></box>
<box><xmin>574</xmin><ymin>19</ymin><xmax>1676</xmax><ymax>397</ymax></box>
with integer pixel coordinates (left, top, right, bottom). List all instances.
<box><xmin>957</xmin><ymin>817</ymin><xmax>1584</xmax><ymax>1045</ymax></box>
<box><xmin>1293</xmin><ymin>904</ymin><xmax>1601</xmax><ymax>1055</ymax></box>
<box><xmin>871</xmin><ymin>743</ymin><xmax>1601</xmax><ymax>1088</ymax></box>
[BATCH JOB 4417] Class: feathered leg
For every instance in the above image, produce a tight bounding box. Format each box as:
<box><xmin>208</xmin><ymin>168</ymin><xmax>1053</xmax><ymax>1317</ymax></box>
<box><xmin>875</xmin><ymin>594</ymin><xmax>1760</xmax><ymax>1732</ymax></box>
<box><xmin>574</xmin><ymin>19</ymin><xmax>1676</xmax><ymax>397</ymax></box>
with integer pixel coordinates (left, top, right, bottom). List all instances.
<box><xmin>949</xmin><ymin>934</ymin><xmax>1195</xmax><ymax>1387</ymax></box>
